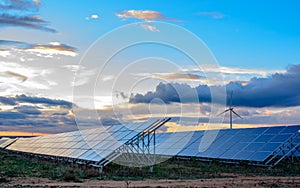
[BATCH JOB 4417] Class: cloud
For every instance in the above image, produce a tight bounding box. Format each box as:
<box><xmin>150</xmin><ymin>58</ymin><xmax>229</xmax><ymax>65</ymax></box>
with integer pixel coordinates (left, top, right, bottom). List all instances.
<box><xmin>196</xmin><ymin>65</ymin><xmax>285</xmax><ymax>77</ymax></box>
<box><xmin>0</xmin><ymin>0</ymin><xmax>41</xmax><ymax>11</ymax></box>
<box><xmin>155</xmin><ymin>73</ymin><xmax>205</xmax><ymax>81</ymax></box>
<box><xmin>0</xmin><ymin>94</ymin><xmax>125</xmax><ymax>134</ymax></box>
<box><xmin>4</xmin><ymin>71</ymin><xmax>27</xmax><ymax>82</ymax></box>
<box><xmin>0</xmin><ymin>94</ymin><xmax>74</xmax><ymax>108</ymax></box>
<box><xmin>140</xmin><ymin>23</ymin><xmax>159</xmax><ymax>32</ymax></box>
<box><xmin>0</xmin><ymin>49</ymin><xmax>10</xmax><ymax>57</ymax></box>
<box><xmin>15</xmin><ymin>94</ymin><xmax>74</xmax><ymax>108</ymax></box>
<box><xmin>85</xmin><ymin>14</ymin><xmax>99</xmax><ymax>20</ymax></box>
<box><xmin>0</xmin><ymin>13</ymin><xmax>56</xmax><ymax>32</ymax></box>
<box><xmin>116</xmin><ymin>10</ymin><xmax>181</xmax><ymax>22</ymax></box>
<box><xmin>15</xmin><ymin>105</ymin><xmax>41</xmax><ymax>115</ymax></box>
<box><xmin>130</xmin><ymin>64</ymin><xmax>300</xmax><ymax>108</ymax></box>
<box><xmin>133</xmin><ymin>72</ymin><xmax>207</xmax><ymax>81</ymax></box>
<box><xmin>0</xmin><ymin>40</ymin><xmax>77</xmax><ymax>57</ymax></box>
<box><xmin>25</xmin><ymin>42</ymin><xmax>77</xmax><ymax>57</ymax></box>
<box><xmin>0</xmin><ymin>94</ymin><xmax>78</xmax><ymax>133</ymax></box>
<box><xmin>0</xmin><ymin>40</ymin><xmax>28</xmax><ymax>48</ymax></box>
<box><xmin>181</xmin><ymin>65</ymin><xmax>285</xmax><ymax>85</ymax></box>
<box><xmin>0</xmin><ymin>96</ymin><xmax>16</xmax><ymax>105</ymax></box>
<box><xmin>0</xmin><ymin>0</ymin><xmax>55</xmax><ymax>32</ymax></box>
<box><xmin>0</xmin><ymin>111</ymin><xmax>26</xmax><ymax>119</ymax></box>
<box><xmin>198</xmin><ymin>12</ymin><xmax>225</xmax><ymax>19</ymax></box>
<box><xmin>0</xmin><ymin>70</ymin><xmax>28</xmax><ymax>83</ymax></box>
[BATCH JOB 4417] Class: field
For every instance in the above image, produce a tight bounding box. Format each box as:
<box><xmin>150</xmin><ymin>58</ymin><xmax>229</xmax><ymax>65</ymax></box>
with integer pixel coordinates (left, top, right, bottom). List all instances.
<box><xmin>1</xmin><ymin>150</ymin><xmax>300</xmax><ymax>187</ymax></box>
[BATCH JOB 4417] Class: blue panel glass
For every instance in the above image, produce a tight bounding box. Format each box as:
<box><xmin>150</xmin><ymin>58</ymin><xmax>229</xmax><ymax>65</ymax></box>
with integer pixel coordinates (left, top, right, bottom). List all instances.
<box><xmin>264</xmin><ymin>126</ymin><xmax>285</xmax><ymax>134</ymax></box>
<box><xmin>254</xmin><ymin>135</ymin><xmax>274</xmax><ymax>142</ymax></box>
<box><xmin>219</xmin><ymin>149</ymin><xmax>239</xmax><ymax>159</ymax></box>
<box><xmin>261</xmin><ymin>143</ymin><xmax>281</xmax><ymax>151</ymax></box>
<box><xmin>250</xmin><ymin>127</ymin><xmax>268</xmax><ymax>135</ymax></box>
<box><xmin>270</xmin><ymin>134</ymin><xmax>292</xmax><ymax>142</ymax></box>
<box><xmin>233</xmin><ymin>151</ymin><xmax>255</xmax><ymax>160</ymax></box>
<box><xmin>244</xmin><ymin>143</ymin><xmax>263</xmax><ymax>151</ymax></box>
<box><xmin>280</xmin><ymin>126</ymin><xmax>300</xmax><ymax>134</ymax></box>
<box><xmin>248</xmin><ymin>151</ymin><xmax>270</xmax><ymax>161</ymax></box>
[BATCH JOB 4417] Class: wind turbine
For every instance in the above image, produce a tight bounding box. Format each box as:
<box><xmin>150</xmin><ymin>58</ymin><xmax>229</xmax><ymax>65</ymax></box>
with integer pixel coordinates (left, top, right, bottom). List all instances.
<box><xmin>218</xmin><ymin>91</ymin><xmax>242</xmax><ymax>129</ymax></box>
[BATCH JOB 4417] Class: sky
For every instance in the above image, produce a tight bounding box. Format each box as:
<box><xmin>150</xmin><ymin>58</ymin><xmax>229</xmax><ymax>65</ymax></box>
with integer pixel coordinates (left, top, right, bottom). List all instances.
<box><xmin>0</xmin><ymin>0</ymin><xmax>300</xmax><ymax>135</ymax></box>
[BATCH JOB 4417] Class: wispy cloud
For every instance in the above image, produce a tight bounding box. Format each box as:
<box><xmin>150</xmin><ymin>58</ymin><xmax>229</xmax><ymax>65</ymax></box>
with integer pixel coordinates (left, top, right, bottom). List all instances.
<box><xmin>155</xmin><ymin>73</ymin><xmax>205</xmax><ymax>81</ymax></box>
<box><xmin>182</xmin><ymin>65</ymin><xmax>285</xmax><ymax>84</ymax></box>
<box><xmin>0</xmin><ymin>14</ymin><xmax>56</xmax><ymax>32</ymax></box>
<box><xmin>25</xmin><ymin>42</ymin><xmax>77</xmax><ymax>57</ymax></box>
<box><xmin>116</xmin><ymin>10</ymin><xmax>181</xmax><ymax>22</ymax></box>
<box><xmin>116</xmin><ymin>10</ymin><xmax>180</xmax><ymax>33</ymax></box>
<box><xmin>135</xmin><ymin>72</ymin><xmax>206</xmax><ymax>81</ymax></box>
<box><xmin>198</xmin><ymin>11</ymin><xmax>225</xmax><ymax>19</ymax></box>
<box><xmin>0</xmin><ymin>0</ymin><xmax>55</xmax><ymax>32</ymax></box>
<box><xmin>0</xmin><ymin>0</ymin><xmax>41</xmax><ymax>11</ymax></box>
<box><xmin>140</xmin><ymin>23</ymin><xmax>159</xmax><ymax>32</ymax></box>
<box><xmin>4</xmin><ymin>71</ymin><xmax>27</xmax><ymax>82</ymax></box>
<box><xmin>0</xmin><ymin>40</ymin><xmax>28</xmax><ymax>48</ymax></box>
<box><xmin>0</xmin><ymin>40</ymin><xmax>77</xmax><ymax>57</ymax></box>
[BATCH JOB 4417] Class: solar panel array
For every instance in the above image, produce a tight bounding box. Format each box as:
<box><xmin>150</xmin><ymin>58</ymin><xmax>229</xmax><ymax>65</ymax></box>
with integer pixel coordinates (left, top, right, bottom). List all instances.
<box><xmin>1</xmin><ymin>122</ymin><xmax>300</xmax><ymax>166</ymax></box>
<box><xmin>154</xmin><ymin>125</ymin><xmax>300</xmax><ymax>162</ymax></box>
<box><xmin>4</xmin><ymin>119</ymin><xmax>168</xmax><ymax>164</ymax></box>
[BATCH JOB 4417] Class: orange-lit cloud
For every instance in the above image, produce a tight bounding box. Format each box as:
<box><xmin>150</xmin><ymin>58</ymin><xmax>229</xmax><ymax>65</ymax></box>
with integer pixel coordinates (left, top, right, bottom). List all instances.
<box><xmin>155</xmin><ymin>73</ymin><xmax>205</xmax><ymax>81</ymax></box>
<box><xmin>140</xmin><ymin>24</ymin><xmax>159</xmax><ymax>32</ymax></box>
<box><xmin>116</xmin><ymin>10</ymin><xmax>181</xmax><ymax>22</ymax></box>
<box><xmin>116</xmin><ymin>10</ymin><xmax>164</xmax><ymax>21</ymax></box>
<box><xmin>26</xmin><ymin>42</ymin><xmax>77</xmax><ymax>57</ymax></box>
<box><xmin>0</xmin><ymin>131</ymin><xmax>49</xmax><ymax>137</ymax></box>
<box><xmin>4</xmin><ymin>71</ymin><xmax>28</xmax><ymax>82</ymax></box>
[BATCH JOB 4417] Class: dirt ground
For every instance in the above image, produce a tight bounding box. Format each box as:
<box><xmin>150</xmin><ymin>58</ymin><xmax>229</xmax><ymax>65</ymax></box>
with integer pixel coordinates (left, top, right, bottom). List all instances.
<box><xmin>2</xmin><ymin>174</ymin><xmax>300</xmax><ymax>187</ymax></box>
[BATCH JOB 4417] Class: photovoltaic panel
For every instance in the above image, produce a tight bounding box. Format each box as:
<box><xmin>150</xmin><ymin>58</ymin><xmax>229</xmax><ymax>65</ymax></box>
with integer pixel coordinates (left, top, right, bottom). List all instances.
<box><xmin>155</xmin><ymin>125</ymin><xmax>300</xmax><ymax>163</ymax></box>
<box><xmin>3</xmin><ymin>122</ymin><xmax>300</xmax><ymax>166</ymax></box>
<box><xmin>5</xmin><ymin>118</ymin><xmax>169</xmax><ymax>165</ymax></box>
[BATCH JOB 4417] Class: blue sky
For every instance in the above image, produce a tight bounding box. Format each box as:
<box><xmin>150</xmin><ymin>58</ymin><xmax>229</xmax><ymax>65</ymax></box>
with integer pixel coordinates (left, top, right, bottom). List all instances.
<box><xmin>0</xmin><ymin>0</ymin><xmax>300</xmax><ymax>134</ymax></box>
<box><xmin>37</xmin><ymin>0</ymin><xmax>300</xmax><ymax>69</ymax></box>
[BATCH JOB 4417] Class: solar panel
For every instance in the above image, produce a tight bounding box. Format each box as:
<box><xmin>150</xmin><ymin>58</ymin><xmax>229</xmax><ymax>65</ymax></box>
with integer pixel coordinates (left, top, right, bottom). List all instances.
<box><xmin>154</xmin><ymin>125</ymin><xmax>300</xmax><ymax>163</ymax></box>
<box><xmin>5</xmin><ymin>118</ymin><xmax>170</xmax><ymax>166</ymax></box>
<box><xmin>3</xmin><ymin>123</ymin><xmax>300</xmax><ymax>167</ymax></box>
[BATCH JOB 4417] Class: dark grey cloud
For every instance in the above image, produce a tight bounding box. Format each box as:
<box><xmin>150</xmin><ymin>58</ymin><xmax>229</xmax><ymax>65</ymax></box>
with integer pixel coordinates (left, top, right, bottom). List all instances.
<box><xmin>15</xmin><ymin>94</ymin><xmax>74</xmax><ymax>108</ymax></box>
<box><xmin>0</xmin><ymin>94</ymin><xmax>122</xmax><ymax>133</ymax></box>
<box><xmin>0</xmin><ymin>40</ymin><xmax>29</xmax><ymax>48</ymax></box>
<box><xmin>15</xmin><ymin>105</ymin><xmax>41</xmax><ymax>115</ymax></box>
<box><xmin>0</xmin><ymin>14</ymin><xmax>56</xmax><ymax>32</ymax></box>
<box><xmin>0</xmin><ymin>0</ymin><xmax>40</xmax><ymax>11</ymax></box>
<box><xmin>0</xmin><ymin>0</ymin><xmax>55</xmax><ymax>32</ymax></box>
<box><xmin>130</xmin><ymin>64</ymin><xmax>300</xmax><ymax>108</ymax></box>
<box><xmin>0</xmin><ymin>96</ymin><xmax>16</xmax><ymax>105</ymax></box>
<box><xmin>0</xmin><ymin>94</ymin><xmax>74</xmax><ymax>108</ymax></box>
<box><xmin>0</xmin><ymin>111</ymin><xmax>26</xmax><ymax>119</ymax></box>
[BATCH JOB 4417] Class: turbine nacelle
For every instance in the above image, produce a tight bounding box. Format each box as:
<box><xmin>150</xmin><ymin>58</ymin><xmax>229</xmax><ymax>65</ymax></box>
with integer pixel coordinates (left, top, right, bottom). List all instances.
<box><xmin>217</xmin><ymin>91</ymin><xmax>242</xmax><ymax>129</ymax></box>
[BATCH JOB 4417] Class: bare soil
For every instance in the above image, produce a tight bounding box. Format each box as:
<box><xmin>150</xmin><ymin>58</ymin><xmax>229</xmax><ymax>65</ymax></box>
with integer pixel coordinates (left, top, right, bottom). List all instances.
<box><xmin>3</xmin><ymin>174</ymin><xmax>300</xmax><ymax>187</ymax></box>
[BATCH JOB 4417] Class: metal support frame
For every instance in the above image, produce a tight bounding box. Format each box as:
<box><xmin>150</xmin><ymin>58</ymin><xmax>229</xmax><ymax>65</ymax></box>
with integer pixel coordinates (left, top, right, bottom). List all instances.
<box><xmin>265</xmin><ymin>132</ymin><xmax>300</xmax><ymax>167</ymax></box>
<box><xmin>97</xmin><ymin>118</ymin><xmax>171</xmax><ymax>170</ymax></box>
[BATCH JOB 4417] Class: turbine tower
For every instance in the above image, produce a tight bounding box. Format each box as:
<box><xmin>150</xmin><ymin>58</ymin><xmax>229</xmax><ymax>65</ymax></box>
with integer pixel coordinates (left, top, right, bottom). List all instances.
<box><xmin>218</xmin><ymin>91</ymin><xmax>242</xmax><ymax>129</ymax></box>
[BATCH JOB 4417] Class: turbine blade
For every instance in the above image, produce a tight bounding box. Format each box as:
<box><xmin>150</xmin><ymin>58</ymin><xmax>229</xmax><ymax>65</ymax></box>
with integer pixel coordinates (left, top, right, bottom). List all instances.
<box><xmin>216</xmin><ymin>109</ymin><xmax>230</xmax><ymax>117</ymax></box>
<box><xmin>232</xmin><ymin>110</ymin><xmax>243</xmax><ymax>119</ymax></box>
<box><xmin>230</xmin><ymin>91</ymin><xmax>233</xmax><ymax>107</ymax></box>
